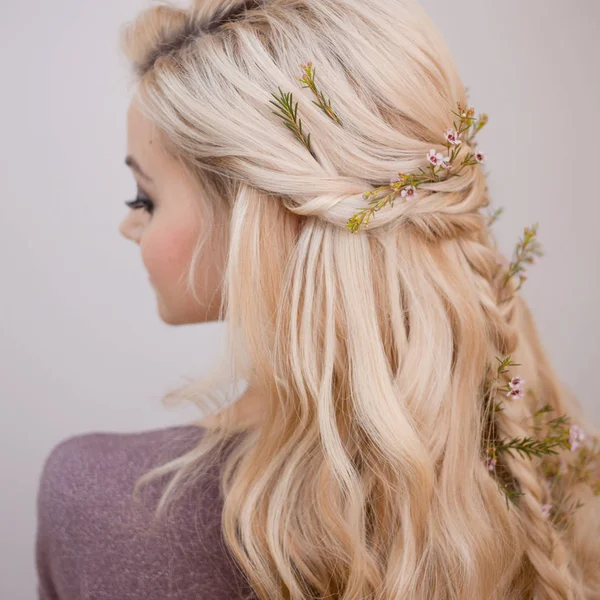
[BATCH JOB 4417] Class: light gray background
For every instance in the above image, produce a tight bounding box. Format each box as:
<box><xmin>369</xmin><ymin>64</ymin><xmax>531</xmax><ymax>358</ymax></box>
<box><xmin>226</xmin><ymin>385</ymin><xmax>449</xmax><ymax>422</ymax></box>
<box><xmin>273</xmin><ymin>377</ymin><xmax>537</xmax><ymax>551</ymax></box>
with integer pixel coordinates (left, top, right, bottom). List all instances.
<box><xmin>1</xmin><ymin>0</ymin><xmax>598</xmax><ymax>597</ymax></box>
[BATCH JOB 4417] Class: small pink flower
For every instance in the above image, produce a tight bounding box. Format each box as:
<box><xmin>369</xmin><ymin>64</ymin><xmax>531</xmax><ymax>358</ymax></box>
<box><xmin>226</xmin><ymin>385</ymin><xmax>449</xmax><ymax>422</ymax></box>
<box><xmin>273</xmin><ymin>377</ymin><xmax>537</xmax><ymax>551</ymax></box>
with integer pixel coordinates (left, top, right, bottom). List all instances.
<box><xmin>507</xmin><ymin>387</ymin><xmax>524</xmax><ymax>399</ymax></box>
<box><xmin>444</xmin><ymin>128</ymin><xmax>462</xmax><ymax>145</ymax></box>
<box><xmin>483</xmin><ymin>456</ymin><xmax>497</xmax><ymax>471</ymax></box>
<box><xmin>569</xmin><ymin>424</ymin><xmax>585</xmax><ymax>452</ymax></box>
<box><xmin>427</xmin><ymin>149</ymin><xmax>444</xmax><ymax>166</ymax></box>
<box><xmin>507</xmin><ymin>376</ymin><xmax>525</xmax><ymax>399</ymax></box>
<box><xmin>541</xmin><ymin>503</ymin><xmax>552</xmax><ymax>518</ymax></box>
<box><xmin>440</xmin><ymin>156</ymin><xmax>452</xmax><ymax>170</ymax></box>
<box><xmin>509</xmin><ymin>376</ymin><xmax>526</xmax><ymax>390</ymax></box>
<box><xmin>400</xmin><ymin>185</ymin><xmax>417</xmax><ymax>200</ymax></box>
<box><xmin>475</xmin><ymin>151</ymin><xmax>487</xmax><ymax>163</ymax></box>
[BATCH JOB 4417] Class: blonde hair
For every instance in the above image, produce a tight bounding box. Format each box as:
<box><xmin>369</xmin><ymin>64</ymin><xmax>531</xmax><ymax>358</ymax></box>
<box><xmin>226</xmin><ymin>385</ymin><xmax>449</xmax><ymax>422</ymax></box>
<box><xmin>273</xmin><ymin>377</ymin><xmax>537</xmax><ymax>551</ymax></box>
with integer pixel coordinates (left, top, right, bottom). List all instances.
<box><xmin>119</xmin><ymin>0</ymin><xmax>600</xmax><ymax>598</ymax></box>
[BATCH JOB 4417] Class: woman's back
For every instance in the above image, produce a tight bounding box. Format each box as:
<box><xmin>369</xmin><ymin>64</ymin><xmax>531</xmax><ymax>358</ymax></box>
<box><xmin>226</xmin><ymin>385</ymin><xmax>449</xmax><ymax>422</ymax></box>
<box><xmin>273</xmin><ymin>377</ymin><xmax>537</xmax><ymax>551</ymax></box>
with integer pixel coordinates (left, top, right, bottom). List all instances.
<box><xmin>35</xmin><ymin>425</ymin><xmax>257</xmax><ymax>599</ymax></box>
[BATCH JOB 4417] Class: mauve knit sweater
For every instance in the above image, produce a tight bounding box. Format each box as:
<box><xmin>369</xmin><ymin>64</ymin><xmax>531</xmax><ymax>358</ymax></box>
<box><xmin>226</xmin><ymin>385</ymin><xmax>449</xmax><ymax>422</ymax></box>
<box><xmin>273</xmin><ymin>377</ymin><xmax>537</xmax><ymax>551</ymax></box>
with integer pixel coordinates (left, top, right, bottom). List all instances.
<box><xmin>35</xmin><ymin>424</ymin><xmax>259</xmax><ymax>599</ymax></box>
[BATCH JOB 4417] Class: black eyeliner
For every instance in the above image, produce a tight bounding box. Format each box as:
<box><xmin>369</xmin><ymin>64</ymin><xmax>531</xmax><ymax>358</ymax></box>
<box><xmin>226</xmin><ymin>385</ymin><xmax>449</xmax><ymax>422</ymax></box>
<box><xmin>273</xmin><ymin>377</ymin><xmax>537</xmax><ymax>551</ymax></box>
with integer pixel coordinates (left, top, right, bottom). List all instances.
<box><xmin>125</xmin><ymin>194</ymin><xmax>155</xmax><ymax>214</ymax></box>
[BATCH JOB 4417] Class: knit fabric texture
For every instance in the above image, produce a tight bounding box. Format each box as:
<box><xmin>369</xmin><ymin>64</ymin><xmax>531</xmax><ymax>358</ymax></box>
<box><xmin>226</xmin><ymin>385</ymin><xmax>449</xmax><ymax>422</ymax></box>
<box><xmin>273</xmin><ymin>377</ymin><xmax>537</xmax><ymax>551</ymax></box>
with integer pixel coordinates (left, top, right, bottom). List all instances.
<box><xmin>35</xmin><ymin>424</ymin><xmax>258</xmax><ymax>599</ymax></box>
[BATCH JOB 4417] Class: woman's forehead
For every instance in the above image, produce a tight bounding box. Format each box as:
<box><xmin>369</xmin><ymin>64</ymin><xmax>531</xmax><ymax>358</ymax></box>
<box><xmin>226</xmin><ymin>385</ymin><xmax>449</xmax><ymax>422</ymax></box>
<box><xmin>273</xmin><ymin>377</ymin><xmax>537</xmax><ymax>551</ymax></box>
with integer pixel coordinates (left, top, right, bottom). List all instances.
<box><xmin>126</xmin><ymin>101</ymin><xmax>173</xmax><ymax>179</ymax></box>
<box><xmin>127</xmin><ymin>102</ymin><xmax>158</xmax><ymax>154</ymax></box>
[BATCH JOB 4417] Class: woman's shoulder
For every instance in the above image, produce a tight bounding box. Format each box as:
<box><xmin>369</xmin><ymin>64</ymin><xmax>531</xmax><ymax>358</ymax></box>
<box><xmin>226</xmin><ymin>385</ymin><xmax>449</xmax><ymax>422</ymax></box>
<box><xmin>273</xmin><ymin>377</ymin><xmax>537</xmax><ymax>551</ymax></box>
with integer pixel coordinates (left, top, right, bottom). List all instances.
<box><xmin>40</xmin><ymin>423</ymin><xmax>206</xmax><ymax>471</ymax></box>
<box><xmin>36</xmin><ymin>423</ymin><xmax>212</xmax><ymax>550</ymax></box>
<box><xmin>35</xmin><ymin>424</ymin><xmax>256</xmax><ymax>599</ymax></box>
<box><xmin>42</xmin><ymin>422</ymin><xmax>206</xmax><ymax>462</ymax></box>
<box><xmin>38</xmin><ymin>424</ymin><xmax>207</xmax><ymax>504</ymax></box>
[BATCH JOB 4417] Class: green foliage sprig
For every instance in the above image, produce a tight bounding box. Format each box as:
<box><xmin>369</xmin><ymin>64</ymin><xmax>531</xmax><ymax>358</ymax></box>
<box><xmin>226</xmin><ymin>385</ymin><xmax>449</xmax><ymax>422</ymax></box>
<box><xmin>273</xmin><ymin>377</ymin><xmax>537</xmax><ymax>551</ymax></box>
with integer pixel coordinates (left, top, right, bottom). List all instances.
<box><xmin>296</xmin><ymin>62</ymin><xmax>342</xmax><ymax>126</ymax></box>
<box><xmin>269</xmin><ymin>62</ymin><xmax>341</xmax><ymax>164</ymax></box>
<box><xmin>502</xmin><ymin>223</ymin><xmax>544</xmax><ymax>292</ymax></box>
<box><xmin>487</xmin><ymin>206</ymin><xmax>504</xmax><ymax>228</ymax></box>
<box><xmin>269</xmin><ymin>86</ymin><xmax>318</xmax><ymax>162</ymax></box>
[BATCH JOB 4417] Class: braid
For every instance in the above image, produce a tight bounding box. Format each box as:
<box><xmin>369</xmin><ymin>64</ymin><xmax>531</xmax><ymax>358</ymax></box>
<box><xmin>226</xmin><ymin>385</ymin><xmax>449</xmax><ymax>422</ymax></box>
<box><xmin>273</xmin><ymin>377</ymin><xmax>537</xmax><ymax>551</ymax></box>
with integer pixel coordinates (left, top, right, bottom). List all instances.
<box><xmin>457</xmin><ymin>229</ymin><xmax>588</xmax><ymax>598</ymax></box>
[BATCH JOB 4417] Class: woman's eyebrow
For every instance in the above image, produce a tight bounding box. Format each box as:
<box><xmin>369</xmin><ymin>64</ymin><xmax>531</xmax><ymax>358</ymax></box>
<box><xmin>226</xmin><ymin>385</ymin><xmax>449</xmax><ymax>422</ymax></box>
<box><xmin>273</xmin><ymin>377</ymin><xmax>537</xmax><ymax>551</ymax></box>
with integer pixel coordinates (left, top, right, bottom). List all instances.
<box><xmin>125</xmin><ymin>155</ymin><xmax>153</xmax><ymax>183</ymax></box>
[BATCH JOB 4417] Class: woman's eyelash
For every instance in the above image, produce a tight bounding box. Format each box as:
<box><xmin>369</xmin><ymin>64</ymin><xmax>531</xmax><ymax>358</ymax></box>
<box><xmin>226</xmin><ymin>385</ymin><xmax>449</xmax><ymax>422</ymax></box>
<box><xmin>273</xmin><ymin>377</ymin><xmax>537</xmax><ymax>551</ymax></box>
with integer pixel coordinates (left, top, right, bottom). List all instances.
<box><xmin>125</xmin><ymin>195</ymin><xmax>155</xmax><ymax>215</ymax></box>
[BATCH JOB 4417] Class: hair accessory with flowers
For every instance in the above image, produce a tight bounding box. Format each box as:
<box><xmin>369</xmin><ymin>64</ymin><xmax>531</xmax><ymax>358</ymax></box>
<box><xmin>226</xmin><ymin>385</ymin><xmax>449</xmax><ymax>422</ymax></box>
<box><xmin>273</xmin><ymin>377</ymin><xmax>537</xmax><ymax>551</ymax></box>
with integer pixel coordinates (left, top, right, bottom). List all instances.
<box><xmin>346</xmin><ymin>108</ymin><xmax>488</xmax><ymax>233</ymax></box>
<box><xmin>269</xmin><ymin>61</ymin><xmax>488</xmax><ymax>233</ymax></box>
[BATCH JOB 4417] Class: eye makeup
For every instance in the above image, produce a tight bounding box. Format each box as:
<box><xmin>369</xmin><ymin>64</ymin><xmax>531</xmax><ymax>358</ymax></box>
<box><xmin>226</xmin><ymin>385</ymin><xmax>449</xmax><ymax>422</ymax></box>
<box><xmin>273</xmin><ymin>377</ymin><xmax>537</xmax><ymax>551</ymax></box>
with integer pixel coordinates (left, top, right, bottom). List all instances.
<box><xmin>125</xmin><ymin>192</ymin><xmax>155</xmax><ymax>215</ymax></box>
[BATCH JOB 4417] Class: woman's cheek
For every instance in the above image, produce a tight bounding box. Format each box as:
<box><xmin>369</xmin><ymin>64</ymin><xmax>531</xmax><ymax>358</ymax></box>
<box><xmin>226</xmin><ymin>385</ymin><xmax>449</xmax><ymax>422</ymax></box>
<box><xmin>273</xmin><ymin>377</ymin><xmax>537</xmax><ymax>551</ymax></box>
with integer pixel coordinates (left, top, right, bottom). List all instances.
<box><xmin>141</xmin><ymin>224</ymin><xmax>197</xmax><ymax>290</ymax></box>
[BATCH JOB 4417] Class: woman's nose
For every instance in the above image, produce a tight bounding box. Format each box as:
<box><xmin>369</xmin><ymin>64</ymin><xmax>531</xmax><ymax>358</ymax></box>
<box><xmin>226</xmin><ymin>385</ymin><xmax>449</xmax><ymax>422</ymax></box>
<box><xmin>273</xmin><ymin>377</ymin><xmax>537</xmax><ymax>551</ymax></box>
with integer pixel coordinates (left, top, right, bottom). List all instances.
<box><xmin>119</xmin><ymin>213</ymin><xmax>142</xmax><ymax>244</ymax></box>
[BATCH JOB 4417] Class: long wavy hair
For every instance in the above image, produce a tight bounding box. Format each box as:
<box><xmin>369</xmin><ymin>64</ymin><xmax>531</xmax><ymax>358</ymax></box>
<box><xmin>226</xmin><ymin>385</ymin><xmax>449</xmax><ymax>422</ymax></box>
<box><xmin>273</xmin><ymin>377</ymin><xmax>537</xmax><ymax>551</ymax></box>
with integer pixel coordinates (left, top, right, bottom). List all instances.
<box><xmin>119</xmin><ymin>0</ymin><xmax>600</xmax><ymax>598</ymax></box>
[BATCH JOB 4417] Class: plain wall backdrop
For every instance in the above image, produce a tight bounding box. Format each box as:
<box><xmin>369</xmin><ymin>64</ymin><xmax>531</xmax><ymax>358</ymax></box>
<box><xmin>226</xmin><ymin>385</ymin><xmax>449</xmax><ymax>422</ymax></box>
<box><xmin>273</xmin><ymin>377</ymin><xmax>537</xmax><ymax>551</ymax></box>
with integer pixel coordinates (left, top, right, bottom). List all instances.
<box><xmin>1</xmin><ymin>0</ymin><xmax>598</xmax><ymax>596</ymax></box>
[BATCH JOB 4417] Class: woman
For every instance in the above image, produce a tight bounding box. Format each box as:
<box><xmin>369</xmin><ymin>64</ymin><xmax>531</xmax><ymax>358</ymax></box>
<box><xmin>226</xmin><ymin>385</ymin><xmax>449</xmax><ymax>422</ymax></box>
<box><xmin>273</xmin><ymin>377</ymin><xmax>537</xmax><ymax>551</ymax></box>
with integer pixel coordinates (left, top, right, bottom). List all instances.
<box><xmin>35</xmin><ymin>0</ymin><xmax>600</xmax><ymax>598</ymax></box>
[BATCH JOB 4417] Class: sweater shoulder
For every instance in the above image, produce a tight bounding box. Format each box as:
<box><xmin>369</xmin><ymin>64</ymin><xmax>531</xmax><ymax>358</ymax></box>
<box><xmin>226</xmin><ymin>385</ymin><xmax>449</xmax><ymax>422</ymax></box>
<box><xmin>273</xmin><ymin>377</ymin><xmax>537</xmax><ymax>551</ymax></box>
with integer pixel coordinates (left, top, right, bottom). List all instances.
<box><xmin>34</xmin><ymin>425</ymin><xmax>257</xmax><ymax>599</ymax></box>
<box><xmin>37</xmin><ymin>424</ymin><xmax>207</xmax><ymax>511</ymax></box>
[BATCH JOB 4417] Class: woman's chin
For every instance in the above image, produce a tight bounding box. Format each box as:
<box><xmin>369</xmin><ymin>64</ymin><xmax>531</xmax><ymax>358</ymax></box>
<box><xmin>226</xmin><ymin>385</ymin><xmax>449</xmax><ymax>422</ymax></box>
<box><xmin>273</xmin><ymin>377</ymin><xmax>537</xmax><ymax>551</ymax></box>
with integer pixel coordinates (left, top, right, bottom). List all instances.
<box><xmin>154</xmin><ymin>293</ymin><xmax>173</xmax><ymax>323</ymax></box>
<box><xmin>155</xmin><ymin>296</ymin><xmax>190</xmax><ymax>326</ymax></box>
<box><xmin>153</xmin><ymin>289</ymin><xmax>213</xmax><ymax>325</ymax></box>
